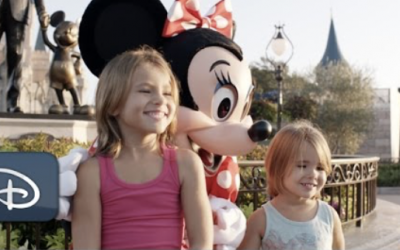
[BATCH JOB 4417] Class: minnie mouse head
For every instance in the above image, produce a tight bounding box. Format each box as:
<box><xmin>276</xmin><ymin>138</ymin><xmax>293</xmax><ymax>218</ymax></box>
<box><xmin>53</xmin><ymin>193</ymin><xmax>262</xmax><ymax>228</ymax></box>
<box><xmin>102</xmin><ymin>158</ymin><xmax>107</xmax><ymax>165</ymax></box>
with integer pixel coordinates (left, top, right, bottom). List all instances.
<box><xmin>79</xmin><ymin>0</ymin><xmax>271</xmax><ymax>173</ymax></box>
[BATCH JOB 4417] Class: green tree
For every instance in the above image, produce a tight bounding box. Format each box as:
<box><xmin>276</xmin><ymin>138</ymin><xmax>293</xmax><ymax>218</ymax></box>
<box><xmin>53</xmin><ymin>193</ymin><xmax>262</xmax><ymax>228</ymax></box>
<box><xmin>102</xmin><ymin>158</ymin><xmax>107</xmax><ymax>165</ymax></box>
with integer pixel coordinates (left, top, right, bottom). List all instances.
<box><xmin>249</xmin><ymin>58</ymin><xmax>277</xmax><ymax>123</ymax></box>
<box><xmin>284</xmin><ymin>72</ymin><xmax>313</xmax><ymax>97</ymax></box>
<box><xmin>250</xmin><ymin>58</ymin><xmax>276</xmax><ymax>95</ymax></box>
<box><xmin>250</xmin><ymin>59</ymin><xmax>315</xmax><ymax>124</ymax></box>
<box><xmin>250</xmin><ymin>99</ymin><xmax>276</xmax><ymax>122</ymax></box>
<box><xmin>249</xmin><ymin>57</ymin><xmax>374</xmax><ymax>154</ymax></box>
<box><xmin>306</xmin><ymin>63</ymin><xmax>374</xmax><ymax>154</ymax></box>
<box><xmin>284</xmin><ymin>95</ymin><xmax>318</xmax><ymax>121</ymax></box>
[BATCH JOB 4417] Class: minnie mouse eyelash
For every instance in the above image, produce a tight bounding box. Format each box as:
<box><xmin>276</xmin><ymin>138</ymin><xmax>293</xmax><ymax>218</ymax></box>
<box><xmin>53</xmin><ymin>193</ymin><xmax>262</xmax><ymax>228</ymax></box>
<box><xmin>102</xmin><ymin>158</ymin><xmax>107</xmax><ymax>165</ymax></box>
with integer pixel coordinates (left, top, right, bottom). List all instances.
<box><xmin>215</xmin><ymin>70</ymin><xmax>233</xmax><ymax>87</ymax></box>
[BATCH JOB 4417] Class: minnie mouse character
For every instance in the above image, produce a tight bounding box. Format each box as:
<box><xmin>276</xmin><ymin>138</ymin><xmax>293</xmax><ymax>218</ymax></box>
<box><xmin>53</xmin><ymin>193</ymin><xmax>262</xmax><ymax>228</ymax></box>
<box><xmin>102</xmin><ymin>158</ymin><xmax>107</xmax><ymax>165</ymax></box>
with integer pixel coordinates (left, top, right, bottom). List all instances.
<box><xmin>58</xmin><ymin>0</ymin><xmax>271</xmax><ymax>248</ymax></box>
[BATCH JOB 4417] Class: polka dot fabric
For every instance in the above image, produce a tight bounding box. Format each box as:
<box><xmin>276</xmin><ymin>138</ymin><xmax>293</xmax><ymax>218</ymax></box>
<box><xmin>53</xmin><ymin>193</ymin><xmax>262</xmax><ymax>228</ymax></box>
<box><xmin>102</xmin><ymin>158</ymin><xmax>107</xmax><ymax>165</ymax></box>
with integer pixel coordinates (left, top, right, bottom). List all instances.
<box><xmin>162</xmin><ymin>0</ymin><xmax>233</xmax><ymax>38</ymax></box>
<box><xmin>206</xmin><ymin>156</ymin><xmax>240</xmax><ymax>202</ymax></box>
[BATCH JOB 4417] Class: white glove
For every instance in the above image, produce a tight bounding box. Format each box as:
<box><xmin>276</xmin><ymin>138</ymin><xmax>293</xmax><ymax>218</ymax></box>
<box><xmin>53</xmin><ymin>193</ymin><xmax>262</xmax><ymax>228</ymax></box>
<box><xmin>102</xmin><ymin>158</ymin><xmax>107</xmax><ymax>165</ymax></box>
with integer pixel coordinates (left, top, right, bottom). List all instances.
<box><xmin>56</xmin><ymin>147</ymin><xmax>89</xmax><ymax>221</ymax></box>
<box><xmin>57</xmin><ymin>197</ymin><xmax>71</xmax><ymax>221</ymax></box>
<box><xmin>210</xmin><ymin>195</ymin><xmax>247</xmax><ymax>250</ymax></box>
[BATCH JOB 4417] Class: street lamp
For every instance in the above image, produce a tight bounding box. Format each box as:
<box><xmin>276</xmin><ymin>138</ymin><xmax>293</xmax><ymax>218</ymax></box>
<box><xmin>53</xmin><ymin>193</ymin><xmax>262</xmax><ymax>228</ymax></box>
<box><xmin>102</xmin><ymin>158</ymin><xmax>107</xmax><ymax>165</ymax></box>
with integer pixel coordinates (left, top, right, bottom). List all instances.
<box><xmin>265</xmin><ymin>25</ymin><xmax>294</xmax><ymax>130</ymax></box>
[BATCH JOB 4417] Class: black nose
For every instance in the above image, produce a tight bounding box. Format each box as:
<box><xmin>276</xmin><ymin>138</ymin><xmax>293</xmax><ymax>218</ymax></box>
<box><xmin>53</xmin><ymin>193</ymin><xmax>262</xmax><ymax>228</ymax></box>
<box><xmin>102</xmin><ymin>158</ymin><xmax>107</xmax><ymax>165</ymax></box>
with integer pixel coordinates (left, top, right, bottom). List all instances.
<box><xmin>247</xmin><ymin>120</ymin><xmax>273</xmax><ymax>142</ymax></box>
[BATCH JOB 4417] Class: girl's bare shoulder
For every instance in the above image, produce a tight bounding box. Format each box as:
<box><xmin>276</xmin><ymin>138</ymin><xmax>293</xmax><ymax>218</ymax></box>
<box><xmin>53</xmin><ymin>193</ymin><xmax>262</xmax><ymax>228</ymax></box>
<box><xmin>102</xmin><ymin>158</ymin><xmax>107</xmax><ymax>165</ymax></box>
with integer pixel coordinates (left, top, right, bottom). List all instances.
<box><xmin>248</xmin><ymin>206</ymin><xmax>267</xmax><ymax>238</ymax></box>
<box><xmin>174</xmin><ymin>148</ymin><xmax>202</xmax><ymax>166</ymax></box>
<box><xmin>174</xmin><ymin>148</ymin><xmax>204</xmax><ymax>181</ymax></box>
<box><xmin>77</xmin><ymin>156</ymin><xmax>100</xmax><ymax>182</ymax></box>
<box><xmin>73</xmin><ymin>156</ymin><xmax>101</xmax><ymax>196</ymax></box>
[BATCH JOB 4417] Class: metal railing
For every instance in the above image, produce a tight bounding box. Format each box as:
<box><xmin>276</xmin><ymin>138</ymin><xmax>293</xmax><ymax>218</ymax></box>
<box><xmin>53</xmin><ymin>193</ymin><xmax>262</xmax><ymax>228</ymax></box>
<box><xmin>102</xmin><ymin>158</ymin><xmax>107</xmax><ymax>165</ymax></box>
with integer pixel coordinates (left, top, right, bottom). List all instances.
<box><xmin>2</xmin><ymin>155</ymin><xmax>379</xmax><ymax>249</ymax></box>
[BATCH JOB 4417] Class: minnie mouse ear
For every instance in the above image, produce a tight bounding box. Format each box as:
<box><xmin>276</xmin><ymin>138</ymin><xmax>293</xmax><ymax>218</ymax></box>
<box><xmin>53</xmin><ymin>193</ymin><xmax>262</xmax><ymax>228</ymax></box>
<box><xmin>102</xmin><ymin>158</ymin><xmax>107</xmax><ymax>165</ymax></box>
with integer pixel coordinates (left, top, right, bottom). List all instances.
<box><xmin>79</xmin><ymin>0</ymin><xmax>167</xmax><ymax>77</ymax></box>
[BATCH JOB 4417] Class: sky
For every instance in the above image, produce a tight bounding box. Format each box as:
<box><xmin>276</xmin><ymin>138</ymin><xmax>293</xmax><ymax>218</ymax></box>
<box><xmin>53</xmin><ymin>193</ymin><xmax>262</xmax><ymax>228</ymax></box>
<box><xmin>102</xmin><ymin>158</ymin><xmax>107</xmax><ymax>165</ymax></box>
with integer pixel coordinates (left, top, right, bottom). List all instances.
<box><xmin>36</xmin><ymin>0</ymin><xmax>400</xmax><ymax>104</ymax></box>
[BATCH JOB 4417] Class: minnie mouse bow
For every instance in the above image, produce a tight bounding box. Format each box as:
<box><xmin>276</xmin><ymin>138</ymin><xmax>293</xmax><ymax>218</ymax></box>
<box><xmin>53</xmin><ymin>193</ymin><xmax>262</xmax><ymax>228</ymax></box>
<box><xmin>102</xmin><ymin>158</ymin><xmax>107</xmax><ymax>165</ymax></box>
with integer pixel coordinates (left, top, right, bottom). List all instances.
<box><xmin>162</xmin><ymin>0</ymin><xmax>233</xmax><ymax>38</ymax></box>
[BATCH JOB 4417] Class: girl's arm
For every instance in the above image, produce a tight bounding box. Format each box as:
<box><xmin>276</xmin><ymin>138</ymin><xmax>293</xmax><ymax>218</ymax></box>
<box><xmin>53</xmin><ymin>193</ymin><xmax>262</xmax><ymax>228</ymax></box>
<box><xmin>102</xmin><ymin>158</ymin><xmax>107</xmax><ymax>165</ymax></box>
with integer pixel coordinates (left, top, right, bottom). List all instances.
<box><xmin>72</xmin><ymin>158</ymin><xmax>101</xmax><ymax>249</ymax></box>
<box><xmin>331</xmin><ymin>206</ymin><xmax>345</xmax><ymax>250</ymax></box>
<box><xmin>238</xmin><ymin>208</ymin><xmax>265</xmax><ymax>250</ymax></box>
<box><xmin>177</xmin><ymin>149</ymin><xmax>213</xmax><ymax>250</ymax></box>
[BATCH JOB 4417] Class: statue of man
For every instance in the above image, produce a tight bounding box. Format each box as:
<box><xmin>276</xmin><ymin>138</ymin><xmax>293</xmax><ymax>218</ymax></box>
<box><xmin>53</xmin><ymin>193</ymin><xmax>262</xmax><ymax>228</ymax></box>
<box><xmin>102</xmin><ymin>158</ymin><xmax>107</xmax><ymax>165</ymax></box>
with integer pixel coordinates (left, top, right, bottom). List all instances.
<box><xmin>0</xmin><ymin>0</ymin><xmax>49</xmax><ymax>113</ymax></box>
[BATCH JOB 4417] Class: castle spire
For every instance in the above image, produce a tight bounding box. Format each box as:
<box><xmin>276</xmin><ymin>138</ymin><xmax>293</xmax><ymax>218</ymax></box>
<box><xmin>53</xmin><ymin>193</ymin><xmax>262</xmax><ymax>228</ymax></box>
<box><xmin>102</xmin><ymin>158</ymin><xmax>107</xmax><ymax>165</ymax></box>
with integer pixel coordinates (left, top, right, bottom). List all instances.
<box><xmin>35</xmin><ymin>30</ymin><xmax>46</xmax><ymax>51</ymax></box>
<box><xmin>319</xmin><ymin>18</ymin><xmax>346</xmax><ymax>66</ymax></box>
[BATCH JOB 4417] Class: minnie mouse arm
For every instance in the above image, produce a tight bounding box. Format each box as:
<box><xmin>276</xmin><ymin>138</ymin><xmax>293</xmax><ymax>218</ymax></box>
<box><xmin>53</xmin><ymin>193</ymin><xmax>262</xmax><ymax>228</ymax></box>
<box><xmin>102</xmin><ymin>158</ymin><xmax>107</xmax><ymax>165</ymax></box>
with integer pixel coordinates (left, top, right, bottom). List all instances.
<box><xmin>56</xmin><ymin>147</ymin><xmax>89</xmax><ymax>221</ymax></box>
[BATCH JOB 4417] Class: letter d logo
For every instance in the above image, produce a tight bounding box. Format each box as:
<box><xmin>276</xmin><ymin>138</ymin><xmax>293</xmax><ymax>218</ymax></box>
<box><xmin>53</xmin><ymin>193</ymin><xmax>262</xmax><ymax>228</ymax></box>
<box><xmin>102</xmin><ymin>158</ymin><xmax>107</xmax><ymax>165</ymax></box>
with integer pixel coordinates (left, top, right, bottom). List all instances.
<box><xmin>0</xmin><ymin>152</ymin><xmax>59</xmax><ymax>222</ymax></box>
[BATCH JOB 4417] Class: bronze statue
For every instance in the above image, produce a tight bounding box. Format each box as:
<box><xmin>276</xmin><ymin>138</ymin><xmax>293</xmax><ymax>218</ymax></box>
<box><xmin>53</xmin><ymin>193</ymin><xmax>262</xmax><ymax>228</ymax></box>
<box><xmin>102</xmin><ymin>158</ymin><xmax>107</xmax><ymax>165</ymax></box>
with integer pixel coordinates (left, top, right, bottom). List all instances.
<box><xmin>42</xmin><ymin>11</ymin><xmax>92</xmax><ymax>115</ymax></box>
<box><xmin>0</xmin><ymin>0</ymin><xmax>49</xmax><ymax>113</ymax></box>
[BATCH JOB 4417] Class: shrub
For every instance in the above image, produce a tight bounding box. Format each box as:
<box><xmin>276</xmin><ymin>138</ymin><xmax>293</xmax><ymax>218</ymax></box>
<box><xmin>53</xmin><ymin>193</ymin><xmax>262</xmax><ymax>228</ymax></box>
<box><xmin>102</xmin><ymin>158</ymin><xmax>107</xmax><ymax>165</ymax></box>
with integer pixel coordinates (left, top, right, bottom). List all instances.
<box><xmin>0</xmin><ymin>133</ymin><xmax>90</xmax><ymax>157</ymax></box>
<box><xmin>238</xmin><ymin>143</ymin><xmax>269</xmax><ymax>161</ymax></box>
<box><xmin>378</xmin><ymin>164</ymin><xmax>400</xmax><ymax>187</ymax></box>
<box><xmin>0</xmin><ymin>224</ymin><xmax>20</xmax><ymax>250</ymax></box>
<box><xmin>45</xmin><ymin>228</ymin><xmax>68</xmax><ymax>250</ymax></box>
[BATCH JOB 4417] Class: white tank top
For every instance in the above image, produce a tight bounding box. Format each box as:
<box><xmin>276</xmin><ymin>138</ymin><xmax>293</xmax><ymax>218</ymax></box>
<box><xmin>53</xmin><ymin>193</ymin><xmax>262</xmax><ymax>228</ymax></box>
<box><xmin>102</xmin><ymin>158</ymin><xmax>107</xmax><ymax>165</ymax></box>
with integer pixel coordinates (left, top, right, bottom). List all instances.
<box><xmin>261</xmin><ymin>200</ymin><xmax>334</xmax><ymax>250</ymax></box>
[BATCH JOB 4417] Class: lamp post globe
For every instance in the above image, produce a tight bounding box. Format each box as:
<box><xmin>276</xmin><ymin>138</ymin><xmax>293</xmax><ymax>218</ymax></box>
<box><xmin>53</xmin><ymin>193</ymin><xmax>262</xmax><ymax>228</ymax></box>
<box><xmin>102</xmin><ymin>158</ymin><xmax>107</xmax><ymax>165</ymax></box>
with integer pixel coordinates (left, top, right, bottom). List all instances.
<box><xmin>265</xmin><ymin>25</ymin><xmax>293</xmax><ymax>130</ymax></box>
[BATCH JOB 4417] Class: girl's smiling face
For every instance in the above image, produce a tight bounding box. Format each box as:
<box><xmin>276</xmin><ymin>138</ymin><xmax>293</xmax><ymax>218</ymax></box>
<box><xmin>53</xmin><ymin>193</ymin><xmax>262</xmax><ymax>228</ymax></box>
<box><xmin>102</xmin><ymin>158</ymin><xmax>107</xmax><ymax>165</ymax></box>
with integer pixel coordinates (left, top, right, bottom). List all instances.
<box><xmin>282</xmin><ymin>141</ymin><xmax>328</xmax><ymax>200</ymax></box>
<box><xmin>115</xmin><ymin>63</ymin><xmax>176</xmax><ymax>138</ymax></box>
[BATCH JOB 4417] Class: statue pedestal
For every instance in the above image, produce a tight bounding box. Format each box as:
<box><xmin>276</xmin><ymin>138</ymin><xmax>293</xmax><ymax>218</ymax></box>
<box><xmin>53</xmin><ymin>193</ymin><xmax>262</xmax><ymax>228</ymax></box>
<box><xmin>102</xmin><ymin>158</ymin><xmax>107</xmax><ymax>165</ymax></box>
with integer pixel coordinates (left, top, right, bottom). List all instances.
<box><xmin>0</xmin><ymin>113</ymin><xmax>97</xmax><ymax>143</ymax></box>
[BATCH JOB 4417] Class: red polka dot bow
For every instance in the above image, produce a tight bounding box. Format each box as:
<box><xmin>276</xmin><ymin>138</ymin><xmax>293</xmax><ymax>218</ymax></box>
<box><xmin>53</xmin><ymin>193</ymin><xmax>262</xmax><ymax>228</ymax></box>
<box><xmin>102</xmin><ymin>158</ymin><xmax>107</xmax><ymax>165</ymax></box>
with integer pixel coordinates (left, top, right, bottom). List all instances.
<box><xmin>162</xmin><ymin>0</ymin><xmax>233</xmax><ymax>38</ymax></box>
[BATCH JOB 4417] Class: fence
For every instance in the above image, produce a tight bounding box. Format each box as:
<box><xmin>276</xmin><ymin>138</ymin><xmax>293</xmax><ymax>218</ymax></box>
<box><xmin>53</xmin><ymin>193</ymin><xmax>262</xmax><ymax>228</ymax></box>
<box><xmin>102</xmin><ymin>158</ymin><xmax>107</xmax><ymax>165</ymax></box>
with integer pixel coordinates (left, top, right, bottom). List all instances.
<box><xmin>2</xmin><ymin>155</ymin><xmax>379</xmax><ymax>249</ymax></box>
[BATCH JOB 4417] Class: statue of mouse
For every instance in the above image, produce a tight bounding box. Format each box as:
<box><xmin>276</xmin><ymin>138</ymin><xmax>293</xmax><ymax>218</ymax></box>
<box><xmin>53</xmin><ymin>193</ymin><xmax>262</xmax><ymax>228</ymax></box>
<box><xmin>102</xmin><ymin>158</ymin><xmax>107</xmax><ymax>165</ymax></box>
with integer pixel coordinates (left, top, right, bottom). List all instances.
<box><xmin>41</xmin><ymin>10</ymin><xmax>94</xmax><ymax>116</ymax></box>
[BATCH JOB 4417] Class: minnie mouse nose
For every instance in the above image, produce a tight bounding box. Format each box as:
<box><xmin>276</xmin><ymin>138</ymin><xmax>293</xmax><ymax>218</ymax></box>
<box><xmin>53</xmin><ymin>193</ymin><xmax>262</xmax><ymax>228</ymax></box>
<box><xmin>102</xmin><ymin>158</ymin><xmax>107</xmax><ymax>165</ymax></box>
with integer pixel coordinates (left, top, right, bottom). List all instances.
<box><xmin>247</xmin><ymin>120</ymin><xmax>272</xmax><ymax>142</ymax></box>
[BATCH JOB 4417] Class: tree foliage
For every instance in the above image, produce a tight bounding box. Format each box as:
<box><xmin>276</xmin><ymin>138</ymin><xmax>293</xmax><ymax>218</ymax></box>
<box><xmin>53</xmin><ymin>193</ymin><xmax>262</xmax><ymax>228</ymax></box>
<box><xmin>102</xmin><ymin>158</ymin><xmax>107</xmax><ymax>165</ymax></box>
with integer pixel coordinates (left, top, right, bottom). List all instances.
<box><xmin>306</xmin><ymin>63</ymin><xmax>374</xmax><ymax>154</ymax></box>
<box><xmin>249</xmin><ymin>59</ymin><xmax>277</xmax><ymax>123</ymax></box>
<box><xmin>250</xmin><ymin>58</ymin><xmax>277</xmax><ymax>95</ymax></box>
<box><xmin>249</xmin><ymin>59</ymin><xmax>316</xmax><ymax>126</ymax></box>
<box><xmin>284</xmin><ymin>95</ymin><xmax>318</xmax><ymax>121</ymax></box>
<box><xmin>250</xmin><ymin>99</ymin><xmax>276</xmax><ymax>123</ymax></box>
<box><xmin>249</xmin><ymin>57</ymin><xmax>375</xmax><ymax>155</ymax></box>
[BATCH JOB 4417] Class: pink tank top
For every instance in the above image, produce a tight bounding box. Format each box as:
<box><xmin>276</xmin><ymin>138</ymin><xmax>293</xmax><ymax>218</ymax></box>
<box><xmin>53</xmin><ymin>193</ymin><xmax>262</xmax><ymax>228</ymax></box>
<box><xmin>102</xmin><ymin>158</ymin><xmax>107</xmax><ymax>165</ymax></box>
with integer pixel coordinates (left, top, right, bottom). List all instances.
<box><xmin>98</xmin><ymin>147</ymin><xmax>184</xmax><ymax>249</ymax></box>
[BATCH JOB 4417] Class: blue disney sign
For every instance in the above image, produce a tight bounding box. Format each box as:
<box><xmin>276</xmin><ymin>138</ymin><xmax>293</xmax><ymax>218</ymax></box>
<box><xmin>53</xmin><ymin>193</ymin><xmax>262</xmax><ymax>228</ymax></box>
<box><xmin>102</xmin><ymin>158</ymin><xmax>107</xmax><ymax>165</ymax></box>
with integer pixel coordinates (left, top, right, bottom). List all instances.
<box><xmin>0</xmin><ymin>152</ymin><xmax>59</xmax><ymax>222</ymax></box>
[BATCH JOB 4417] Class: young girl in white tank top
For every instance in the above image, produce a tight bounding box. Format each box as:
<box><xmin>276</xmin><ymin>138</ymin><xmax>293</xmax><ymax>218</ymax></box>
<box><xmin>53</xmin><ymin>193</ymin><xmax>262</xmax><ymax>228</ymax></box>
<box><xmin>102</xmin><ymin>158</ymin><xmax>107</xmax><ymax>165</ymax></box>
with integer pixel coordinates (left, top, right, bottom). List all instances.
<box><xmin>238</xmin><ymin>120</ymin><xmax>345</xmax><ymax>250</ymax></box>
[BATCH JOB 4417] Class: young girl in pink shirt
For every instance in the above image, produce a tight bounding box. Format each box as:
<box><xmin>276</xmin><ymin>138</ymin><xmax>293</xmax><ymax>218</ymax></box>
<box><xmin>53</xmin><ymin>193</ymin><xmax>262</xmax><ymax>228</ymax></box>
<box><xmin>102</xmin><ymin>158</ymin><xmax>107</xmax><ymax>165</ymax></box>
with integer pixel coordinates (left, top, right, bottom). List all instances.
<box><xmin>72</xmin><ymin>47</ymin><xmax>213</xmax><ymax>249</ymax></box>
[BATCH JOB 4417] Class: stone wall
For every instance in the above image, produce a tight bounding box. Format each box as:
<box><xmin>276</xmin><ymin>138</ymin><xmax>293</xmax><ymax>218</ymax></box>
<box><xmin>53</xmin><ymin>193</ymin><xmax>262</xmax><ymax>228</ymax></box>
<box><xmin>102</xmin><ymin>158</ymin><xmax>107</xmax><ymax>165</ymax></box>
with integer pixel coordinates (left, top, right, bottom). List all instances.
<box><xmin>0</xmin><ymin>116</ymin><xmax>96</xmax><ymax>144</ymax></box>
<box><xmin>357</xmin><ymin>88</ymin><xmax>400</xmax><ymax>162</ymax></box>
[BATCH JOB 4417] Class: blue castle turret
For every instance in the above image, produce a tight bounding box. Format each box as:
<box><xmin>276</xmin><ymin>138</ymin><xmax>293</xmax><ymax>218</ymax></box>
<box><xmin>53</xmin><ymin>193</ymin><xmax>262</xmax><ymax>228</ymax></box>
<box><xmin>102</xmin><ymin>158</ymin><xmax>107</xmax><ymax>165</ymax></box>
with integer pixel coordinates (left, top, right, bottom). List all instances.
<box><xmin>319</xmin><ymin>18</ymin><xmax>347</xmax><ymax>67</ymax></box>
<box><xmin>35</xmin><ymin>29</ymin><xmax>46</xmax><ymax>51</ymax></box>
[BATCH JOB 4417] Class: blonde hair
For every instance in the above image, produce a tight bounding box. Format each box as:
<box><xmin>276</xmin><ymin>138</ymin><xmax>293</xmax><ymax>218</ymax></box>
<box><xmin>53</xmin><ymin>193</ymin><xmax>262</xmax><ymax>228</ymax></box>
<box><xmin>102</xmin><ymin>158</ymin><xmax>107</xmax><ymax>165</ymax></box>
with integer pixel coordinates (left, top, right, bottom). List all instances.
<box><xmin>265</xmin><ymin>120</ymin><xmax>332</xmax><ymax>198</ymax></box>
<box><xmin>95</xmin><ymin>46</ymin><xmax>180</xmax><ymax>157</ymax></box>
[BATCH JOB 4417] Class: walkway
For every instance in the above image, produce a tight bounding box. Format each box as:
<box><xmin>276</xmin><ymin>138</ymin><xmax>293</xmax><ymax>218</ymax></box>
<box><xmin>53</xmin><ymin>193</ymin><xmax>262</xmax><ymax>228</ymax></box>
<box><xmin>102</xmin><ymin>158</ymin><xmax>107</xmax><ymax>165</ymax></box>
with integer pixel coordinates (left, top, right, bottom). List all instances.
<box><xmin>345</xmin><ymin>190</ymin><xmax>400</xmax><ymax>250</ymax></box>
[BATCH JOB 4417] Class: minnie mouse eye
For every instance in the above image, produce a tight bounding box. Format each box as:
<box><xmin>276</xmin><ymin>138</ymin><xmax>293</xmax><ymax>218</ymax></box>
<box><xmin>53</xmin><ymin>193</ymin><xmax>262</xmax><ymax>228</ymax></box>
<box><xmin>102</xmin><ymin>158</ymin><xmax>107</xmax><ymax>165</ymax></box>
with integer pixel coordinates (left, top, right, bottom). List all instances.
<box><xmin>212</xmin><ymin>85</ymin><xmax>237</xmax><ymax>122</ymax></box>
